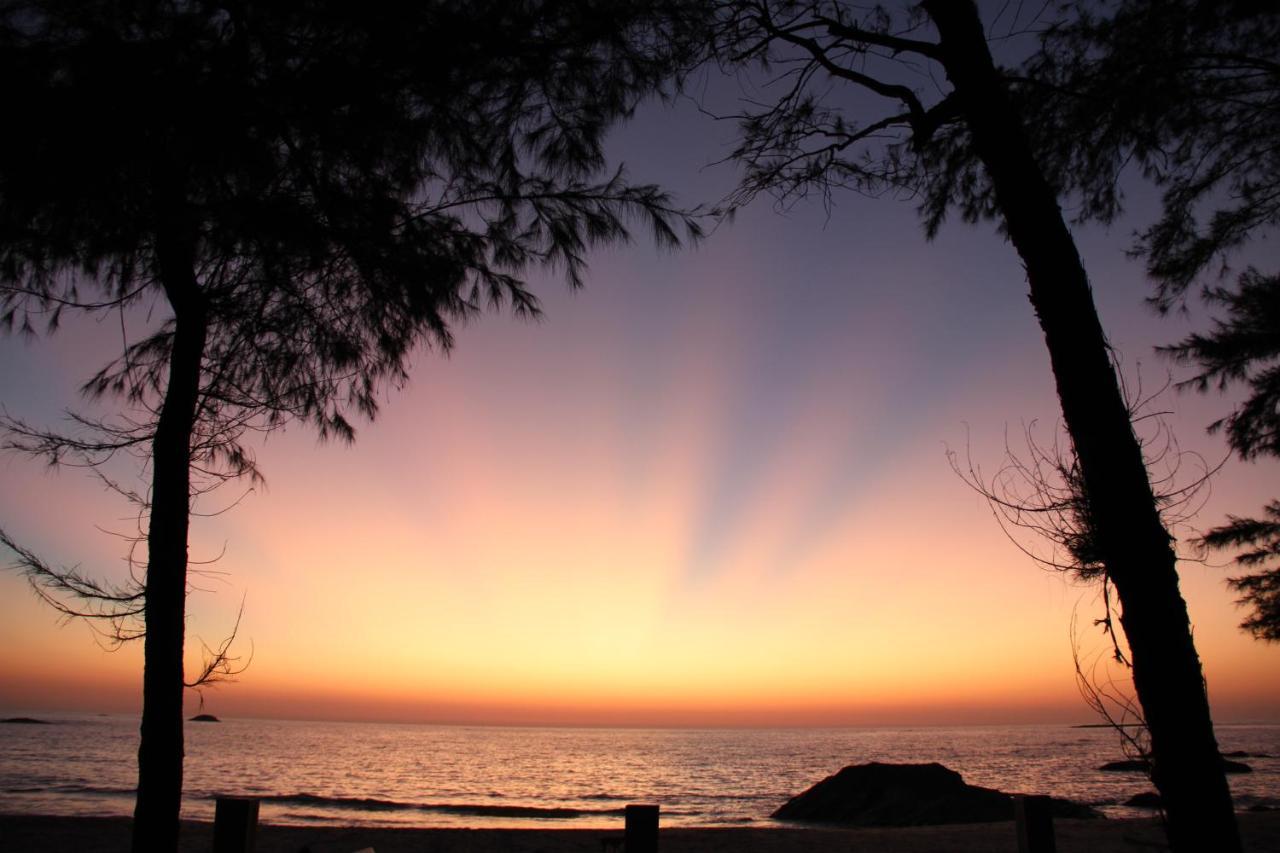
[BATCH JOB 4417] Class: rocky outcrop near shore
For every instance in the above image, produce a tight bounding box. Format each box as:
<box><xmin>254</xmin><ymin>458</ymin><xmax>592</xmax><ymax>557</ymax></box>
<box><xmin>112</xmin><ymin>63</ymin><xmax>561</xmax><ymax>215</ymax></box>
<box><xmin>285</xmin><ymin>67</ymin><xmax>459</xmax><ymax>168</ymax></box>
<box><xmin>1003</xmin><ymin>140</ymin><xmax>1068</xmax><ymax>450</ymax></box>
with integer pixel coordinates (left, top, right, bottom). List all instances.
<box><xmin>772</xmin><ymin>762</ymin><xmax>1101</xmax><ymax>826</ymax></box>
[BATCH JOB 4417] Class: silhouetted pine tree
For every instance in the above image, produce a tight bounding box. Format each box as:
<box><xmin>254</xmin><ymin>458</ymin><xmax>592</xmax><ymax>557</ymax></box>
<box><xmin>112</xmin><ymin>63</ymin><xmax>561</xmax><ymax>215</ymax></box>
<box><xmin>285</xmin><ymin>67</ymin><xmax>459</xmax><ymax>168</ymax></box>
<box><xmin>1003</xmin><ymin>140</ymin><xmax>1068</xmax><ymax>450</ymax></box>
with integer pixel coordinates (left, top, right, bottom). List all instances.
<box><xmin>702</xmin><ymin>1</ymin><xmax>1240</xmax><ymax>849</ymax></box>
<box><xmin>0</xmin><ymin>3</ymin><xmax>704</xmax><ymax>851</ymax></box>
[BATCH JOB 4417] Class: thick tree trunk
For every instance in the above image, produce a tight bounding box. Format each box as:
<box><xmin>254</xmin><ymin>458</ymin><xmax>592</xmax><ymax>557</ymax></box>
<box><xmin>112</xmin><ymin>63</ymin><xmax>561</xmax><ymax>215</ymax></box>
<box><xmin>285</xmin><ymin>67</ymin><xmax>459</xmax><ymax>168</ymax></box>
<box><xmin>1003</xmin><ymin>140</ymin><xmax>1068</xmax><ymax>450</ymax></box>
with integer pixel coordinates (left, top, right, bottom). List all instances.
<box><xmin>922</xmin><ymin>2</ymin><xmax>1241</xmax><ymax>851</ymax></box>
<box><xmin>131</xmin><ymin>220</ymin><xmax>207</xmax><ymax>853</ymax></box>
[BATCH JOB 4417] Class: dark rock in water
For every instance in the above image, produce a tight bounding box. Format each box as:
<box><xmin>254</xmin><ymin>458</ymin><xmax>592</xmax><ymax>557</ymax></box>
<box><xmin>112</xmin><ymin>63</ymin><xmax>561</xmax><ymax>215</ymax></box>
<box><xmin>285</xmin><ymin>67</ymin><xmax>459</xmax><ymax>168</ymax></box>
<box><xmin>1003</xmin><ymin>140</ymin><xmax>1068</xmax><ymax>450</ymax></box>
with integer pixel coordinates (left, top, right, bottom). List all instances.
<box><xmin>1</xmin><ymin>716</ymin><xmax>50</xmax><ymax>724</ymax></box>
<box><xmin>1100</xmin><ymin>758</ymin><xmax>1251</xmax><ymax>774</ymax></box>
<box><xmin>1224</xmin><ymin>750</ymin><xmax>1271</xmax><ymax>759</ymax></box>
<box><xmin>771</xmin><ymin>762</ymin><xmax>1102</xmax><ymax>827</ymax></box>
<box><xmin>1125</xmin><ymin>792</ymin><xmax>1162</xmax><ymax>808</ymax></box>
<box><xmin>189</xmin><ymin>713</ymin><xmax>221</xmax><ymax>722</ymax></box>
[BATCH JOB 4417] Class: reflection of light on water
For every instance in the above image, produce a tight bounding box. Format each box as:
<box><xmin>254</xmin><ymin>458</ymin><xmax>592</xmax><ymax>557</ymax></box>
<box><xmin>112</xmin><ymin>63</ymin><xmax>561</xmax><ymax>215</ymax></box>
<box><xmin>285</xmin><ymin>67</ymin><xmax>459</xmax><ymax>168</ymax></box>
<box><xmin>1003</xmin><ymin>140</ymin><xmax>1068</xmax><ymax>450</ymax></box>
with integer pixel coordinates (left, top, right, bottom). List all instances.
<box><xmin>2</xmin><ymin>716</ymin><xmax>1278</xmax><ymax>827</ymax></box>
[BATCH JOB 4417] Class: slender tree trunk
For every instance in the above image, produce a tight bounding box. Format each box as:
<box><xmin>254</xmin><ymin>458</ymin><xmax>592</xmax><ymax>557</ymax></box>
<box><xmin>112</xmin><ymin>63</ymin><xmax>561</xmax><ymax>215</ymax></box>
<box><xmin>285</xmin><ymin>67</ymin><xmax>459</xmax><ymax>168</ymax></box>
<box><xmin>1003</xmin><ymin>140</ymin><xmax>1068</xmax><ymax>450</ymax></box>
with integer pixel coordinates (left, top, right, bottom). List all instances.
<box><xmin>921</xmin><ymin>2</ymin><xmax>1240</xmax><ymax>851</ymax></box>
<box><xmin>131</xmin><ymin>216</ymin><xmax>207</xmax><ymax>853</ymax></box>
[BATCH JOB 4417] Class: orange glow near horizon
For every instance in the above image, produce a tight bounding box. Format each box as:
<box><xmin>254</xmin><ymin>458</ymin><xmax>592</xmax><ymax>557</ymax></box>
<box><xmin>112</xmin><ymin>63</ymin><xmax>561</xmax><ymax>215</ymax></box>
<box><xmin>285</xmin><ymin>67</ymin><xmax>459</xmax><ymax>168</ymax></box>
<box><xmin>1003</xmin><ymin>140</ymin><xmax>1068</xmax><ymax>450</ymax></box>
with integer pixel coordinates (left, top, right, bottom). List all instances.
<box><xmin>4</xmin><ymin>340</ymin><xmax>1278</xmax><ymax>729</ymax></box>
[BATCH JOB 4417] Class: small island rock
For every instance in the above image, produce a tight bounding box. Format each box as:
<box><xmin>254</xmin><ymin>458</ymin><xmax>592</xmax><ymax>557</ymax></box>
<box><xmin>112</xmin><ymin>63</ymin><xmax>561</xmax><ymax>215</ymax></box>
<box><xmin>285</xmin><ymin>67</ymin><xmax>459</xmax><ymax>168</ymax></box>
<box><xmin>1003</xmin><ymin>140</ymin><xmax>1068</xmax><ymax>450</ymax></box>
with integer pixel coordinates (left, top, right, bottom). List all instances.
<box><xmin>772</xmin><ymin>762</ymin><xmax>1101</xmax><ymax>826</ymax></box>
<box><xmin>1</xmin><ymin>716</ymin><xmax>50</xmax><ymax>724</ymax></box>
<box><xmin>189</xmin><ymin>713</ymin><xmax>221</xmax><ymax>722</ymax></box>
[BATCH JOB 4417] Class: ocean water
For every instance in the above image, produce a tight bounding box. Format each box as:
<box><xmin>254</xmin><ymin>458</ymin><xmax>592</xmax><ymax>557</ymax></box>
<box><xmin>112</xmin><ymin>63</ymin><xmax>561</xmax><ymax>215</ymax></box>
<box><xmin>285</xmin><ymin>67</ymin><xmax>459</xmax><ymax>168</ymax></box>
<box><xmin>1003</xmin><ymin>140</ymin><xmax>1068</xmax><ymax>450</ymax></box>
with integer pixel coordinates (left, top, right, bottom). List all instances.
<box><xmin>0</xmin><ymin>716</ymin><xmax>1277</xmax><ymax>829</ymax></box>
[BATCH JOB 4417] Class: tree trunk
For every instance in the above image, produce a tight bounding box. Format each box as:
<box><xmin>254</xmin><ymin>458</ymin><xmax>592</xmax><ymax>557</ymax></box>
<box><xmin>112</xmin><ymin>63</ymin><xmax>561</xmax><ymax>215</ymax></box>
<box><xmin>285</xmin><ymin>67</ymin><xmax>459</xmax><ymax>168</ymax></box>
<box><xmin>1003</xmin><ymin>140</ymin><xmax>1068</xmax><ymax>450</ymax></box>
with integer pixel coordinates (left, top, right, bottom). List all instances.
<box><xmin>131</xmin><ymin>217</ymin><xmax>207</xmax><ymax>853</ymax></box>
<box><xmin>921</xmin><ymin>2</ymin><xmax>1241</xmax><ymax>851</ymax></box>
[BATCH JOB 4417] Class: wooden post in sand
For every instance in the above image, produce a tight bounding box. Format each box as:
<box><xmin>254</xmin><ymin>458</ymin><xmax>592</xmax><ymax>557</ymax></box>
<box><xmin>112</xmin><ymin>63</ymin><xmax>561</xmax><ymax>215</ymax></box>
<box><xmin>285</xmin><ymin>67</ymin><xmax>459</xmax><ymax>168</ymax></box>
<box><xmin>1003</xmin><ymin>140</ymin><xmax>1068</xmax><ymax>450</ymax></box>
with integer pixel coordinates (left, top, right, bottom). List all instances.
<box><xmin>624</xmin><ymin>803</ymin><xmax>659</xmax><ymax>853</ymax></box>
<box><xmin>1015</xmin><ymin>795</ymin><xmax>1055</xmax><ymax>853</ymax></box>
<box><xmin>213</xmin><ymin>796</ymin><xmax>259</xmax><ymax>853</ymax></box>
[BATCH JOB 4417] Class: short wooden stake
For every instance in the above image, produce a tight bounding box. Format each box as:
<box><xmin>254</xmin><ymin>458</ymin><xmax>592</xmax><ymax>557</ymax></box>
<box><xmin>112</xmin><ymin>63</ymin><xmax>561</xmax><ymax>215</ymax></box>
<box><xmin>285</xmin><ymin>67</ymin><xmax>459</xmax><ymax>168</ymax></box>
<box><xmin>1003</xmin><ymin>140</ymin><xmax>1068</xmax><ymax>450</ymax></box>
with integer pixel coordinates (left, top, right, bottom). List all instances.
<box><xmin>213</xmin><ymin>796</ymin><xmax>259</xmax><ymax>853</ymax></box>
<box><xmin>1015</xmin><ymin>794</ymin><xmax>1055</xmax><ymax>853</ymax></box>
<box><xmin>624</xmin><ymin>803</ymin><xmax>659</xmax><ymax>853</ymax></box>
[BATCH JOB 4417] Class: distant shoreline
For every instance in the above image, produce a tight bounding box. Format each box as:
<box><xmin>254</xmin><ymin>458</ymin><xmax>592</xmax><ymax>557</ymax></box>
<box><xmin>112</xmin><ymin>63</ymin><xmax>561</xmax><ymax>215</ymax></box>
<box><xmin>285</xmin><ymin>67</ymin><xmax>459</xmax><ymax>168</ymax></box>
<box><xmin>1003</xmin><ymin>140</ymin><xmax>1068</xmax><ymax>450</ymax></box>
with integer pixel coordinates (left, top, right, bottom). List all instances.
<box><xmin>4</xmin><ymin>812</ymin><xmax>1280</xmax><ymax>853</ymax></box>
<box><xmin>6</xmin><ymin>712</ymin><xmax>1278</xmax><ymax>729</ymax></box>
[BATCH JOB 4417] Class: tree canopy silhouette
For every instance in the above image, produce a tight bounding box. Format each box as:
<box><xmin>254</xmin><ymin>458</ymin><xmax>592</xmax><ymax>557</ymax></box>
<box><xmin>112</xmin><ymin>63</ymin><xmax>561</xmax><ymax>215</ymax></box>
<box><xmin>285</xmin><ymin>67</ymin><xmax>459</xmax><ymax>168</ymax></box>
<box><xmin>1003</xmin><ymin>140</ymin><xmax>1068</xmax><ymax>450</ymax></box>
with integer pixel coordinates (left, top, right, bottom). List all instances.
<box><xmin>1019</xmin><ymin>0</ymin><xmax>1279</xmax><ymax>305</ymax></box>
<box><xmin>699</xmin><ymin>1</ymin><xmax>1239</xmax><ymax>849</ymax></box>
<box><xmin>1021</xmin><ymin>0</ymin><xmax>1280</xmax><ymax>642</ymax></box>
<box><xmin>1166</xmin><ymin>273</ymin><xmax>1280</xmax><ymax>641</ymax></box>
<box><xmin>0</xmin><ymin>2</ymin><xmax>703</xmax><ymax>851</ymax></box>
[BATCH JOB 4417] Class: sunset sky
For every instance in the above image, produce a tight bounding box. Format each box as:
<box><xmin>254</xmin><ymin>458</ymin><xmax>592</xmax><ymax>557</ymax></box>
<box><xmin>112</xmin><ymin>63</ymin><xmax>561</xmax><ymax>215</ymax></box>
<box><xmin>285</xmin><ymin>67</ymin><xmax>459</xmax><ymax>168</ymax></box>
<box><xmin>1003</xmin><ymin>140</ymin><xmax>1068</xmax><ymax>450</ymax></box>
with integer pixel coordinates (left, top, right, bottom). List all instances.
<box><xmin>2</xmin><ymin>49</ymin><xmax>1278</xmax><ymax>728</ymax></box>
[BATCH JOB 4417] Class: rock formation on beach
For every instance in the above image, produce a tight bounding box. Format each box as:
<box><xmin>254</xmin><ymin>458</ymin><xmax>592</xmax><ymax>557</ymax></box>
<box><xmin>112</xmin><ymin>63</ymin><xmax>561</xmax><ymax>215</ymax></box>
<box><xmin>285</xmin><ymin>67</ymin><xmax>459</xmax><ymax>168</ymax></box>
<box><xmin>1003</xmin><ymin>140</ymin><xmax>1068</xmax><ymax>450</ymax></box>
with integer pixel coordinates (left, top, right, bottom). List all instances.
<box><xmin>772</xmin><ymin>762</ymin><xmax>1101</xmax><ymax>826</ymax></box>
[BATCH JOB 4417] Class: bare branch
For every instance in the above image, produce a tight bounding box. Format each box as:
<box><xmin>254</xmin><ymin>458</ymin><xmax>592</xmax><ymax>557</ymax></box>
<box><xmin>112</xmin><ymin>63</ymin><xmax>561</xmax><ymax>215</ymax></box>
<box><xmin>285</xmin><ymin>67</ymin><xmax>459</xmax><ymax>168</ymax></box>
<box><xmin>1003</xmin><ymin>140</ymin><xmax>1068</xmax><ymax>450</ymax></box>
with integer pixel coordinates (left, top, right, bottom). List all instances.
<box><xmin>949</xmin><ymin>381</ymin><xmax>1218</xmax><ymax>584</ymax></box>
<box><xmin>817</xmin><ymin>16</ymin><xmax>942</xmax><ymax>61</ymax></box>
<box><xmin>185</xmin><ymin>597</ymin><xmax>253</xmax><ymax>690</ymax></box>
<box><xmin>753</xmin><ymin>10</ymin><xmax>930</xmax><ymax>122</ymax></box>
<box><xmin>1072</xmin><ymin>610</ymin><xmax>1152</xmax><ymax>770</ymax></box>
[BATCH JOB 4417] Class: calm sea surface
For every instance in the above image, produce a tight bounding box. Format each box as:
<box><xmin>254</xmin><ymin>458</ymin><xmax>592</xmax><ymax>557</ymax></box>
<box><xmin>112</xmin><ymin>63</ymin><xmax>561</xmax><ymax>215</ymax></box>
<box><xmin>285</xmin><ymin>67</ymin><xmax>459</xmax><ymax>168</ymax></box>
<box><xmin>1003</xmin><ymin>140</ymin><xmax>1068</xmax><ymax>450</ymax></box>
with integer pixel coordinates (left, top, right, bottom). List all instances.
<box><xmin>0</xmin><ymin>716</ymin><xmax>1277</xmax><ymax>828</ymax></box>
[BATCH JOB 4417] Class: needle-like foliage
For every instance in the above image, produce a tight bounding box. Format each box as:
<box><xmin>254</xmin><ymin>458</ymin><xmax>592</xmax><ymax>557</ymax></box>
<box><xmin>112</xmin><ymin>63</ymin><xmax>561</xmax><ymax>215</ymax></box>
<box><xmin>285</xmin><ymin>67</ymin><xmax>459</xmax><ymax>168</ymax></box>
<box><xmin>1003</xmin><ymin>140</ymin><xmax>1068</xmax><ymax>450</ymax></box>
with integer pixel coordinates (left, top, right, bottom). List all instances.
<box><xmin>1164</xmin><ymin>271</ymin><xmax>1280</xmax><ymax>640</ymax></box>
<box><xmin>2</xmin><ymin>0</ymin><xmax>705</xmax><ymax>455</ymax></box>
<box><xmin>1021</xmin><ymin>0</ymin><xmax>1280</xmax><ymax>642</ymax></box>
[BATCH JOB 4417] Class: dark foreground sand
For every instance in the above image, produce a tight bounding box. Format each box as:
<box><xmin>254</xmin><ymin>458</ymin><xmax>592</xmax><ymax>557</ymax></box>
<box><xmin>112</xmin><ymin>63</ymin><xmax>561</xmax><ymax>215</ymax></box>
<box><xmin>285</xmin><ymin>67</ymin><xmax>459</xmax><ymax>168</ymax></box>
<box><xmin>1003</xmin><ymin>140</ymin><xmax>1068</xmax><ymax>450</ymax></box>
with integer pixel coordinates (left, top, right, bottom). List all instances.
<box><xmin>3</xmin><ymin>813</ymin><xmax>1280</xmax><ymax>853</ymax></box>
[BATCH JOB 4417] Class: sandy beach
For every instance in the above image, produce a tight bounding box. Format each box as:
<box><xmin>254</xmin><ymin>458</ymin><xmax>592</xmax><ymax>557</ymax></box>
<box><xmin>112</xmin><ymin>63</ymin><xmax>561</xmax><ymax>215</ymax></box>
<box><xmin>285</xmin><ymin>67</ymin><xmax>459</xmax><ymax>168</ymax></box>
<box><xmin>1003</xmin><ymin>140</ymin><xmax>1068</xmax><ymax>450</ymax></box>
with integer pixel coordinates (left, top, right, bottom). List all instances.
<box><xmin>3</xmin><ymin>812</ymin><xmax>1279</xmax><ymax>853</ymax></box>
